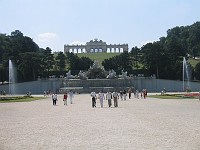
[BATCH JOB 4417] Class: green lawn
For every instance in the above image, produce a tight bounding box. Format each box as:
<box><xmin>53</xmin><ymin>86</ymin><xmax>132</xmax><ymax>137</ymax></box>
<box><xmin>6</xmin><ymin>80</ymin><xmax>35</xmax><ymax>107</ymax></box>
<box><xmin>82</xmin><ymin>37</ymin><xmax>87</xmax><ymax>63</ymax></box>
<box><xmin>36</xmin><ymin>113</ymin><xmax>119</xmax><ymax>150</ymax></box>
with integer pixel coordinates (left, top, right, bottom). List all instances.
<box><xmin>188</xmin><ymin>58</ymin><xmax>200</xmax><ymax>68</ymax></box>
<box><xmin>77</xmin><ymin>53</ymin><xmax>120</xmax><ymax>64</ymax></box>
<box><xmin>0</xmin><ymin>96</ymin><xmax>45</xmax><ymax>103</ymax></box>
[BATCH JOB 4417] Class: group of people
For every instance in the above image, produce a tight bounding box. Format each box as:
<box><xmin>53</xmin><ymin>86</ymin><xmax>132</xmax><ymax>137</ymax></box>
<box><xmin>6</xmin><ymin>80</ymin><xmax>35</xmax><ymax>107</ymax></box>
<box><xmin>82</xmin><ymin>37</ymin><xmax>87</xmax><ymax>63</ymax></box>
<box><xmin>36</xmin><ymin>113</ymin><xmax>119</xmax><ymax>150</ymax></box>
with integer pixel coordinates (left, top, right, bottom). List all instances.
<box><xmin>90</xmin><ymin>90</ymin><xmax>120</xmax><ymax>108</ymax></box>
<box><xmin>51</xmin><ymin>90</ymin><xmax>74</xmax><ymax>106</ymax></box>
<box><xmin>131</xmin><ymin>88</ymin><xmax>148</xmax><ymax>99</ymax></box>
<box><xmin>91</xmin><ymin>88</ymin><xmax>148</xmax><ymax>108</ymax></box>
<box><xmin>51</xmin><ymin>88</ymin><xmax>148</xmax><ymax>107</ymax></box>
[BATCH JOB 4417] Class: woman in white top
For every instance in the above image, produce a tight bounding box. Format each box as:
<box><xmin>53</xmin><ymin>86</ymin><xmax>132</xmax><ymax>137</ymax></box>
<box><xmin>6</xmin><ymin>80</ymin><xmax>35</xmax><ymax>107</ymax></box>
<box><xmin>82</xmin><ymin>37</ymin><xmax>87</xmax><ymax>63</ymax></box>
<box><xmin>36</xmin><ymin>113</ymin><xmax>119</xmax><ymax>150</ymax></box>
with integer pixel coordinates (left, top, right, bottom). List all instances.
<box><xmin>69</xmin><ymin>90</ymin><xmax>74</xmax><ymax>104</ymax></box>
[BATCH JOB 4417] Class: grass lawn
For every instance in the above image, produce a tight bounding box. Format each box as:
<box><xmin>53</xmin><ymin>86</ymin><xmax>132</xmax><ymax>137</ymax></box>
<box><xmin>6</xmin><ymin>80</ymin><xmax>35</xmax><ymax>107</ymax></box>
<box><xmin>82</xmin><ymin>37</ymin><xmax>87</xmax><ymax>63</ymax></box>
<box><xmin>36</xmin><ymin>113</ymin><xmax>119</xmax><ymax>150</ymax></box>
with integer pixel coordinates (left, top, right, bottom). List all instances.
<box><xmin>0</xmin><ymin>96</ymin><xmax>45</xmax><ymax>103</ymax></box>
<box><xmin>148</xmin><ymin>94</ymin><xmax>198</xmax><ymax>99</ymax></box>
<box><xmin>188</xmin><ymin>58</ymin><xmax>200</xmax><ymax>68</ymax></box>
<box><xmin>77</xmin><ymin>53</ymin><xmax>120</xmax><ymax>64</ymax></box>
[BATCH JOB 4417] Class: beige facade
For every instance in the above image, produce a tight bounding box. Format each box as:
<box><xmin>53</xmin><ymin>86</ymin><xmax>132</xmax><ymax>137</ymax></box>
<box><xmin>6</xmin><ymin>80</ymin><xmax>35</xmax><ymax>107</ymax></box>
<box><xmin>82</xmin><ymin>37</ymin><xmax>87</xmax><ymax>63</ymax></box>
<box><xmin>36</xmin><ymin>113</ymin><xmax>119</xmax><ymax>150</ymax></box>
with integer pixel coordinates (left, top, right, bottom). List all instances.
<box><xmin>64</xmin><ymin>39</ymin><xmax>128</xmax><ymax>53</ymax></box>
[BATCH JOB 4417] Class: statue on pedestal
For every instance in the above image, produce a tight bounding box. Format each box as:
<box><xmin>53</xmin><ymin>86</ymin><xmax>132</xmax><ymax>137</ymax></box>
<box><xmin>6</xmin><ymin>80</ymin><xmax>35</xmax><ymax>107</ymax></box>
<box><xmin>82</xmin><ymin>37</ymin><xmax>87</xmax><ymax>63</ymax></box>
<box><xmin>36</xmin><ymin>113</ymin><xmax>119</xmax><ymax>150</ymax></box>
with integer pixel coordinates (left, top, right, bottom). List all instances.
<box><xmin>66</xmin><ymin>70</ymin><xmax>72</xmax><ymax>79</ymax></box>
<box><xmin>107</xmin><ymin>69</ymin><xmax>117</xmax><ymax>79</ymax></box>
<box><xmin>119</xmin><ymin>69</ymin><xmax>128</xmax><ymax>79</ymax></box>
<box><xmin>87</xmin><ymin>61</ymin><xmax>107</xmax><ymax>79</ymax></box>
<box><xmin>78</xmin><ymin>70</ymin><xmax>87</xmax><ymax>79</ymax></box>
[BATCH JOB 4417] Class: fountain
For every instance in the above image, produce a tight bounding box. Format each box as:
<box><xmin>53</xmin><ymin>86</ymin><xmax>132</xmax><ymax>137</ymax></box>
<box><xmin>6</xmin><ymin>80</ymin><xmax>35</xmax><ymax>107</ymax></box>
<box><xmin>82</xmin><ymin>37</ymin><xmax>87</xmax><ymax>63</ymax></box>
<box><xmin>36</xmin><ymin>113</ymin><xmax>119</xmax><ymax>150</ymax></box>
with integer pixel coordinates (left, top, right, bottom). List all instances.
<box><xmin>9</xmin><ymin>59</ymin><xmax>16</xmax><ymax>95</ymax></box>
<box><xmin>183</xmin><ymin>57</ymin><xmax>191</xmax><ymax>92</ymax></box>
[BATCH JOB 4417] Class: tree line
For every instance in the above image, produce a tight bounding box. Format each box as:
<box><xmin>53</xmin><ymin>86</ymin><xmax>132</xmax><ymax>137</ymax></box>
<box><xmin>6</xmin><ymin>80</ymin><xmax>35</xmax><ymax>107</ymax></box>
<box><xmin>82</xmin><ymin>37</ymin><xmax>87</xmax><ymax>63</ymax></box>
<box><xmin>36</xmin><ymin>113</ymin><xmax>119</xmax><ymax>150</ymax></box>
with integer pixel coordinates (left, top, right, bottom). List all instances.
<box><xmin>1</xmin><ymin>21</ymin><xmax>200</xmax><ymax>83</ymax></box>
<box><xmin>0</xmin><ymin>30</ymin><xmax>94</xmax><ymax>83</ymax></box>
<box><xmin>103</xmin><ymin>21</ymin><xmax>200</xmax><ymax>80</ymax></box>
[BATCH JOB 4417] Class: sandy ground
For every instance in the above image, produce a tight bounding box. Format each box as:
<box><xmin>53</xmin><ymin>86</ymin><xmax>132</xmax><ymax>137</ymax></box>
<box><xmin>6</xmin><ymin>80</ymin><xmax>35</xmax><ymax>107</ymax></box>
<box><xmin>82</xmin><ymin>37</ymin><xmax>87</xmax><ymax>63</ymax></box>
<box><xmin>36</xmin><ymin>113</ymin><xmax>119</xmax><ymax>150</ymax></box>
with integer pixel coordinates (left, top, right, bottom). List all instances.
<box><xmin>0</xmin><ymin>94</ymin><xmax>200</xmax><ymax>150</ymax></box>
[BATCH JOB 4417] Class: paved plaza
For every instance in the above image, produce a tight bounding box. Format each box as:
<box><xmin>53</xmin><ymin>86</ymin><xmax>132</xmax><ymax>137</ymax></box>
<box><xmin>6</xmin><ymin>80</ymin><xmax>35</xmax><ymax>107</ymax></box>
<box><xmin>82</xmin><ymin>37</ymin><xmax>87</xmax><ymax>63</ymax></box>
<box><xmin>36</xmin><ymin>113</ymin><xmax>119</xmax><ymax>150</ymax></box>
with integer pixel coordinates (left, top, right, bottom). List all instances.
<box><xmin>0</xmin><ymin>94</ymin><xmax>200</xmax><ymax>150</ymax></box>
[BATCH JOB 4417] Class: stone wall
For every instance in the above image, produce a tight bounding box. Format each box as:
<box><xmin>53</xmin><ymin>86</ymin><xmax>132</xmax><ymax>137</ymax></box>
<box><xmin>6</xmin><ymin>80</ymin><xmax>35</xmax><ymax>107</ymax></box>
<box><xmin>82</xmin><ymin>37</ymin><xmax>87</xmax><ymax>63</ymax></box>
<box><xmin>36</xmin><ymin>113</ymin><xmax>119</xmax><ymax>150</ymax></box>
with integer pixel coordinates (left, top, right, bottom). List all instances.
<box><xmin>0</xmin><ymin>78</ymin><xmax>200</xmax><ymax>94</ymax></box>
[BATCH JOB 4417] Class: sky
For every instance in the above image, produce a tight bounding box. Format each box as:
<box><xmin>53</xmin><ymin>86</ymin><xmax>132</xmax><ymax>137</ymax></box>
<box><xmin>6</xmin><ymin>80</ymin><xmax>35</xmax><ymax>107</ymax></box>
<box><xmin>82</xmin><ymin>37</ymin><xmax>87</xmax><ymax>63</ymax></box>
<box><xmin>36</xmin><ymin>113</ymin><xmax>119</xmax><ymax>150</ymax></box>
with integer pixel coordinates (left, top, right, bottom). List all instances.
<box><xmin>0</xmin><ymin>0</ymin><xmax>200</xmax><ymax>52</ymax></box>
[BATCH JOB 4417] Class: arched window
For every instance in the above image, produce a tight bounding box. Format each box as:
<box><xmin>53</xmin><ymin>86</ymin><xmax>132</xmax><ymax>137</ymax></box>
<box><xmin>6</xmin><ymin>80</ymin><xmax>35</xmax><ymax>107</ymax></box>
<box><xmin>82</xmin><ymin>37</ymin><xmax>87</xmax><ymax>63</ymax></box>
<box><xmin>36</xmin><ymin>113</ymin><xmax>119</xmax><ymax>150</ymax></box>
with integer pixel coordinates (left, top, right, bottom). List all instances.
<box><xmin>107</xmin><ymin>48</ymin><xmax>111</xmax><ymax>53</ymax></box>
<box><xmin>116</xmin><ymin>48</ymin><xmax>119</xmax><ymax>53</ymax></box>
<box><xmin>120</xmin><ymin>48</ymin><xmax>123</xmax><ymax>53</ymax></box>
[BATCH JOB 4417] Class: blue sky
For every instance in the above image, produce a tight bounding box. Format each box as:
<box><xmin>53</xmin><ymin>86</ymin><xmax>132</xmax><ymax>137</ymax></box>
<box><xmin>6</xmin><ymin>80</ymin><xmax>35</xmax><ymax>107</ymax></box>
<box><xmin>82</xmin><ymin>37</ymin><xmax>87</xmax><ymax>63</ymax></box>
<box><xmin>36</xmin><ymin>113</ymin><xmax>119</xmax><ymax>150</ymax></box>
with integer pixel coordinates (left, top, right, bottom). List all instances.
<box><xmin>0</xmin><ymin>0</ymin><xmax>200</xmax><ymax>52</ymax></box>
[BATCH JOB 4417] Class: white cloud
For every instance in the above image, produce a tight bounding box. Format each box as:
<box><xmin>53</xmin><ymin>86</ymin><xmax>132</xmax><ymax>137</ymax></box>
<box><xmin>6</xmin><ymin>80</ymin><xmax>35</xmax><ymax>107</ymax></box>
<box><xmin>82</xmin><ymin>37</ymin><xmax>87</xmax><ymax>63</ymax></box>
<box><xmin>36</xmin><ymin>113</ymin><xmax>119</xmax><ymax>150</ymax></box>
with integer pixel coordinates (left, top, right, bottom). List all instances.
<box><xmin>35</xmin><ymin>32</ymin><xmax>62</xmax><ymax>52</ymax></box>
<box><xmin>37</xmin><ymin>32</ymin><xmax>59</xmax><ymax>42</ymax></box>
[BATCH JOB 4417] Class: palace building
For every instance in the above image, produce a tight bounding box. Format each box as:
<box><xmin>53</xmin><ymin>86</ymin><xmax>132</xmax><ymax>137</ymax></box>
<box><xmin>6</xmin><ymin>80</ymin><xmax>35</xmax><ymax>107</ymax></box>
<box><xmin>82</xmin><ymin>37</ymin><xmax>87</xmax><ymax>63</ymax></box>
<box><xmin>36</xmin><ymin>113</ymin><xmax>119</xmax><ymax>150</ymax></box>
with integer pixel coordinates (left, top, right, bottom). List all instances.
<box><xmin>64</xmin><ymin>39</ymin><xmax>128</xmax><ymax>53</ymax></box>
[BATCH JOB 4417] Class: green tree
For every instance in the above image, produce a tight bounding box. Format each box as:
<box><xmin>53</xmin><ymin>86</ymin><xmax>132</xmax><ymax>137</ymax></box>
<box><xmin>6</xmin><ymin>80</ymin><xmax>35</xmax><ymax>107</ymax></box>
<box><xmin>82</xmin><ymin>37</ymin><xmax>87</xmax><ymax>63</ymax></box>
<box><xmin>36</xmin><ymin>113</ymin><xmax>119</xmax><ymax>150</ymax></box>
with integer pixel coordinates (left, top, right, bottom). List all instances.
<box><xmin>0</xmin><ymin>65</ymin><xmax>6</xmax><ymax>83</ymax></box>
<box><xmin>43</xmin><ymin>47</ymin><xmax>54</xmax><ymax>72</ymax></box>
<box><xmin>0</xmin><ymin>34</ymin><xmax>10</xmax><ymax>63</ymax></box>
<box><xmin>102</xmin><ymin>51</ymin><xmax>132</xmax><ymax>73</ymax></box>
<box><xmin>165</xmin><ymin>27</ymin><xmax>186</xmax><ymax>60</ymax></box>
<box><xmin>66</xmin><ymin>52</ymin><xmax>93</xmax><ymax>73</ymax></box>
<box><xmin>55</xmin><ymin>52</ymin><xmax>66</xmax><ymax>71</ymax></box>
<box><xmin>189</xmin><ymin>22</ymin><xmax>200</xmax><ymax>58</ymax></box>
<box><xmin>18</xmin><ymin>52</ymin><xmax>44</xmax><ymax>81</ymax></box>
<box><xmin>79</xmin><ymin>57</ymin><xmax>94</xmax><ymax>70</ymax></box>
<box><xmin>130</xmin><ymin>46</ymin><xmax>141</xmax><ymax>69</ymax></box>
<box><xmin>66</xmin><ymin>52</ymin><xmax>80</xmax><ymax>70</ymax></box>
<box><xmin>141</xmin><ymin>42</ymin><xmax>165</xmax><ymax>78</ymax></box>
<box><xmin>194</xmin><ymin>62</ymin><xmax>200</xmax><ymax>80</ymax></box>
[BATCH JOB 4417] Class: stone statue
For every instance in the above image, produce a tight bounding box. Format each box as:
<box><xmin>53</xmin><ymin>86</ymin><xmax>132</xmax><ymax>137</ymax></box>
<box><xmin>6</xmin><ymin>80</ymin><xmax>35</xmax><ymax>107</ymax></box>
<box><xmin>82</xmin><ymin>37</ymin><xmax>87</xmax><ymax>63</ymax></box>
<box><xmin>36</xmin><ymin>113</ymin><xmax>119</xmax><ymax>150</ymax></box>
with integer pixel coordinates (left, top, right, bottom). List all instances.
<box><xmin>107</xmin><ymin>69</ymin><xmax>117</xmax><ymax>79</ymax></box>
<box><xmin>78</xmin><ymin>70</ymin><xmax>87</xmax><ymax>79</ymax></box>
<box><xmin>87</xmin><ymin>61</ymin><xmax>107</xmax><ymax>79</ymax></box>
<box><xmin>119</xmin><ymin>69</ymin><xmax>128</xmax><ymax>79</ymax></box>
<box><xmin>66</xmin><ymin>70</ymin><xmax>72</xmax><ymax>79</ymax></box>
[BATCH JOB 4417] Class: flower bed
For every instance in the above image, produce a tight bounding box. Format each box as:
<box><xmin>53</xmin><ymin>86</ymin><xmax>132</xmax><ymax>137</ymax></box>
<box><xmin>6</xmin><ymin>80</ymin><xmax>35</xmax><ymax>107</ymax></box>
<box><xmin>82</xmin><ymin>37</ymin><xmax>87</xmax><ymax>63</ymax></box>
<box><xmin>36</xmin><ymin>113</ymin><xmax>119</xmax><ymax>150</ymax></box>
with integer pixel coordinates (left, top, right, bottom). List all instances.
<box><xmin>184</xmin><ymin>93</ymin><xmax>200</xmax><ymax>98</ymax></box>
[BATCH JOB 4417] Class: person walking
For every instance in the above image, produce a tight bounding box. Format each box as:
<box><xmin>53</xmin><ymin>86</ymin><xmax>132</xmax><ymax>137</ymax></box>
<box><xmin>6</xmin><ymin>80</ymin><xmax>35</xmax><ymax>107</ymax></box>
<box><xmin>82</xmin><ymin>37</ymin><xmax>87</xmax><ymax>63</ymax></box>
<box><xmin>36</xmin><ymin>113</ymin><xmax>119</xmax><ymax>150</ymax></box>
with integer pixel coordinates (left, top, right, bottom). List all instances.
<box><xmin>128</xmin><ymin>88</ymin><xmax>132</xmax><ymax>99</ymax></box>
<box><xmin>98</xmin><ymin>91</ymin><xmax>105</xmax><ymax>108</ymax></box>
<box><xmin>113</xmin><ymin>91</ymin><xmax>119</xmax><ymax>107</ymax></box>
<box><xmin>91</xmin><ymin>91</ymin><xmax>97</xmax><ymax>107</ymax></box>
<box><xmin>69</xmin><ymin>90</ymin><xmax>74</xmax><ymax>104</ymax></box>
<box><xmin>52</xmin><ymin>92</ymin><xmax>58</xmax><ymax>105</ymax></box>
<box><xmin>119</xmin><ymin>91</ymin><xmax>123</xmax><ymax>100</ymax></box>
<box><xmin>63</xmin><ymin>92</ymin><xmax>68</xmax><ymax>105</ymax></box>
<box><xmin>106</xmin><ymin>90</ymin><xmax>112</xmax><ymax>107</ymax></box>
<box><xmin>143</xmin><ymin>89</ymin><xmax>147</xmax><ymax>99</ymax></box>
<box><xmin>123</xmin><ymin>89</ymin><xmax>127</xmax><ymax>101</ymax></box>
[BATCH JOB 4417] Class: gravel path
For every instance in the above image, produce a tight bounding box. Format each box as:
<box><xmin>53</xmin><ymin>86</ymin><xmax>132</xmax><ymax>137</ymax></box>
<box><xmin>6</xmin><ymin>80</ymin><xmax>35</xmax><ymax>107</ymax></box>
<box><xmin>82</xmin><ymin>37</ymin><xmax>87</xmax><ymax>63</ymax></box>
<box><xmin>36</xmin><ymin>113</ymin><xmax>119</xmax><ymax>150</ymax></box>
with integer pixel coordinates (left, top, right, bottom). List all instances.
<box><xmin>0</xmin><ymin>94</ymin><xmax>200</xmax><ymax>150</ymax></box>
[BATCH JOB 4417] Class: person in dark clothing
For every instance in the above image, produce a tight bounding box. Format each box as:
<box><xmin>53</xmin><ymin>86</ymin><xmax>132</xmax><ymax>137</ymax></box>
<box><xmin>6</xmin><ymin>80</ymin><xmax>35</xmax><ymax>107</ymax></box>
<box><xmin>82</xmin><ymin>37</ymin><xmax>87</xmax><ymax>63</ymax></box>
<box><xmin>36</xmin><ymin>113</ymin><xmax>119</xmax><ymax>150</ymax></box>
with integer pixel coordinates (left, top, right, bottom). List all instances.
<box><xmin>90</xmin><ymin>91</ymin><xmax>97</xmax><ymax>107</ymax></box>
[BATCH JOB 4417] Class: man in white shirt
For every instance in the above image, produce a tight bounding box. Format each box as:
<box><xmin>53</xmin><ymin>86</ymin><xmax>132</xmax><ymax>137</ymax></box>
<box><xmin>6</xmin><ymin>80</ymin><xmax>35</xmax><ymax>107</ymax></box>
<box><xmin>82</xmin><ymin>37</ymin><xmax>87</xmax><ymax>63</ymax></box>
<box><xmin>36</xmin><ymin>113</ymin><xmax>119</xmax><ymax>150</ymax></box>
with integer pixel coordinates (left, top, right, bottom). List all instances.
<box><xmin>52</xmin><ymin>93</ymin><xmax>57</xmax><ymax>105</ymax></box>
